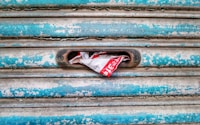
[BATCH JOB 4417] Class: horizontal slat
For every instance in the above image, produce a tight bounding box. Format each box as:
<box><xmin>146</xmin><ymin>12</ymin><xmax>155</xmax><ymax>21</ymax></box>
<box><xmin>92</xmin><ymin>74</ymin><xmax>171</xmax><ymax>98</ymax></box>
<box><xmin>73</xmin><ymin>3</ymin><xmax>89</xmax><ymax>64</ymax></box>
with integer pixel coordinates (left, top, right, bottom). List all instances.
<box><xmin>0</xmin><ymin>18</ymin><xmax>200</xmax><ymax>38</ymax></box>
<box><xmin>0</xmin><ymin>77</ymin><xmax>199</xmax><ymax>98</ymax></box>
<box><xmin>0</xmin><ymin>96</ymin><xmax>200</xmax><ymax>108</ymax></box>
<box><xmin>0</xmin><ymin>48</ymin><xmax>199</xmax><ymax>68</ymax></box>
<box><xmin>0</xmin><ymin>0</ymin><xmax>200</xmax><ymax>8</ymax></box>
<box><xmin>0</xmin><ymin>68</ymin><xmax>200</xmax><ymax>78</ymax></box>
<box><xmin>0</xmin><ymin>105</ymin><xmax>200</xmax><ymax>124</ymax></box>
<box><xmin>1</xmin><ymin>10</ymin><xmax>200</xmax><ymax>18</ymax></box>
<box><xmin>1</xmin><ymin>38</ymin><xmax>200</xmax><ymax>48</ymax></box>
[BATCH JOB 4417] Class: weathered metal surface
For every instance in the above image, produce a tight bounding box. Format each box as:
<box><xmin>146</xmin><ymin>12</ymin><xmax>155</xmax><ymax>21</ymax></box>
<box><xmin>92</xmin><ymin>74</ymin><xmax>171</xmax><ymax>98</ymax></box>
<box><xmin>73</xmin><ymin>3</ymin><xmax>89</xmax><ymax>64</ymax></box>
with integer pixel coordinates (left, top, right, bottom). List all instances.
<box><xmin>1</xmin><ymin>10</ymin><xmax>200</xmax><ymax>19</ymax></box>
<box><xmin>0</xmin><ymin>0</ymin><xmax>200</xmax><ymax>8</ymax></box>
<box><xmin>1</xmin><ymin>38</ymin><xmax>200</xmax><ymax>48</ymax></box>
<box><xmin>0</xmin><ymin>18</ymin><xmax>200</xmax><ymax>38</ymax></box>
<box><xmin>1</xmin><ymin>68</ymin><xmax>200</xmax><ymax>78</ymax></box>
<box><xmin>0</xmin><ymin>105</ymin><xmax>200</xmax><ymax>124</ymax></box>
<box><xmin>0</xmin><ymin>48</ymin><xmax>199</xmax><ymax>68</ymax></box>
<box><xmin>0</xmin><ymin>77</ymin><xmax>199</xmax><ymax>98</ymax></box>
<box><xmin>1</xmin><ymin>96</ymin><xmax>200</xmax><ymax>108</ymax></box>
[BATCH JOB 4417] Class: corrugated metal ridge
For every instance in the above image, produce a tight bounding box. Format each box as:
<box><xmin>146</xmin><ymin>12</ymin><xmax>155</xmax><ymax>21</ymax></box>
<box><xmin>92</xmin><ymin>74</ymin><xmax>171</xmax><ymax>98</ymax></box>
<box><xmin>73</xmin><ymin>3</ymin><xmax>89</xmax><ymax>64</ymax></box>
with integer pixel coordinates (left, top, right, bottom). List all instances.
<box><xmin>0</xmin><ymin>18</ymin><xmax>199</xmax><ymax>38</ymax></box>
<box><xmin>1</xmin><ymin>38</ymin><xmax>200</xmax><ymax>48</ymax></box>
<box><xmin>0</xmin><ymin>105</ymin><xmax>200</xmax><ymax>124</ymax></box>
<box><xmin>0</xmin><ymin>96</ymin><xmax>200</xmax><ymax>108</ymax></box>
<box><xmin>0</xmin><ymin>68</ymin><xmax>199</xmax><ymax>78</ymax></box>
<box><xmin>0</xmin><ymin>77</ymin><xmax>199</xmax><ymax>98</ymax></box>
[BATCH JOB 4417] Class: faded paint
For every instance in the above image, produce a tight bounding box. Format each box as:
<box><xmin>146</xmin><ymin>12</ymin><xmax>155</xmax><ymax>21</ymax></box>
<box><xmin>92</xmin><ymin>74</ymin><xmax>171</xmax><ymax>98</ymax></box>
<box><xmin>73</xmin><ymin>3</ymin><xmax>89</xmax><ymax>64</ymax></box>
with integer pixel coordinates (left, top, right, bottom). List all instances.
<box><xmin>0</xmin><ymin>19</ymin><xmax>199</xmax><ymax>37</ymax></box>
<box><xmin>0</xmin><ymin>0</ymin><xmax>199</xmax><ymax>7</ymax></box>
<box><xmin>0</xmin><ymin>77</ymin><xmax>199</xmax><ymax>98</ymax></box>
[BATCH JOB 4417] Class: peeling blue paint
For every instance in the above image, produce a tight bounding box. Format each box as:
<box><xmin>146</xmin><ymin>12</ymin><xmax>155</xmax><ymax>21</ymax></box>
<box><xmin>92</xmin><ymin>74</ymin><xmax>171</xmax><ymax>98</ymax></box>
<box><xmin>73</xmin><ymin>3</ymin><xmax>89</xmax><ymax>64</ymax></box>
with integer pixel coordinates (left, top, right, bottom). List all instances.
<box><xmin>0</xmin><ymin>53</ymin><xmax>57</xmax><ymax>68</ymax></box>
<box><xmin>0</xmin><ymin>80</ymin><xmax>198</xmax><ymax>98</ymax></box>
<box><xmin>141</xmin><ymin>54</ymin><xmax>200</xmax><ymax>67</ymax></box>
<box><xmin>0</xmin><ymin>21</ymin><xmax>199</xmax><ymax>37</ymax></box>
<box><xmin>0</xmin><ymin>113</ymin><xmax>200</xmax><ymax>124</ymax></box>
<box><xmin>0</xmin><ymin>0</ymin><xmax>199</xmax><ymax>7</ymax></box>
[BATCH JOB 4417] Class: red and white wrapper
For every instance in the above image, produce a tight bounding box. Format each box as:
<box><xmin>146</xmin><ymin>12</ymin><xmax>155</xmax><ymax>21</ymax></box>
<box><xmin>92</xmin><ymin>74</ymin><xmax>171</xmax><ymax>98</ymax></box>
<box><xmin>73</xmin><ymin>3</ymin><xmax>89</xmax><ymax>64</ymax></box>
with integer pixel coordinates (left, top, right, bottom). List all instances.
<box><xmin>69</xmin><ymin>52</ymin><xmax>129</xmax><ymax>77</ymax></box>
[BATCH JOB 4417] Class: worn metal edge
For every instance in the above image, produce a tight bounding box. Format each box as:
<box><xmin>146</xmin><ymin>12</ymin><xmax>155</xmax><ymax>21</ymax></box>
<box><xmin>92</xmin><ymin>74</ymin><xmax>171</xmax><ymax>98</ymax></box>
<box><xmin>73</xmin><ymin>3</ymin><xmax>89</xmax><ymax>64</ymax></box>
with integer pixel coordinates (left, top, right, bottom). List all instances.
<box><xmin>0</xmin><ymin>68</ymin><xmax>200</xmax><ymax>78</ymax></box>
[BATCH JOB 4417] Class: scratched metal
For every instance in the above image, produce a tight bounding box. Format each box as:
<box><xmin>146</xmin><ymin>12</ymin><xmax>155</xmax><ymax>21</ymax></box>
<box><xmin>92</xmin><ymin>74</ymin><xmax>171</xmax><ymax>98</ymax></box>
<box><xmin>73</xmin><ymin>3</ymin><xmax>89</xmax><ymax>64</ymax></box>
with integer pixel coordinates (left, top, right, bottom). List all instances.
<box><xmin>0</xmin><ymin>77</ymin><xmax>199</xmax><ymax>98</ymax></box>
<box><xmin>0</xmin><ymin>68</ymin><xmax>200</xmax><ymax>78</ymax></box>
<box><xmin>0</xmin><ymin>0</ymin><xmax>200</xmax><ymax>8</ymax></box>
<box><xmin>1</xmin><ymin>39</ymin><xmax>200</xmax><ymax>48</ymax></box>
<box><xmin>1</xmin><ymin>96</ymin><xmax>200</xmax><ymax>108</ymax></box>
<box><xmin>0</xmin><ymin>106</ymin><xmax>200</xmax><ymax>124</ymax></box>
<box><xmin>0</xmin><ymin>18</ymin><xmax>200</xmax><ymax>38</ymax></box>
<box><xmin>0</xmin><ymin>48</ymin><xmax>199</xmax><ymax>68</ymax></box>
<box><xmin>1</xmin><ymin>10</ymin><xmax>200</xmax><ymax>19</ymax></box>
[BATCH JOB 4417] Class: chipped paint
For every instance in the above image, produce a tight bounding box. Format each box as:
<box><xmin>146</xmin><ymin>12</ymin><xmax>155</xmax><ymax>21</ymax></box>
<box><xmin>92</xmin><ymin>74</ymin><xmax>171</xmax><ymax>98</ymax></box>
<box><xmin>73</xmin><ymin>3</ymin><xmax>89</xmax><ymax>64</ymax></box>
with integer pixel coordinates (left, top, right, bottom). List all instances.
<box><xmin>0</xmin><ymin>19</ymin><xmax>199</xmax><ymax>38</ymax></box>
<box><xmin>0</xmin><ymin>0</ymin><xmax>199</xmax><ymax>7</ymax></box>
<box><xmin>0</xmin><ymin>77</ymin><xmax>199</xmax><ymax>98</ymax></box>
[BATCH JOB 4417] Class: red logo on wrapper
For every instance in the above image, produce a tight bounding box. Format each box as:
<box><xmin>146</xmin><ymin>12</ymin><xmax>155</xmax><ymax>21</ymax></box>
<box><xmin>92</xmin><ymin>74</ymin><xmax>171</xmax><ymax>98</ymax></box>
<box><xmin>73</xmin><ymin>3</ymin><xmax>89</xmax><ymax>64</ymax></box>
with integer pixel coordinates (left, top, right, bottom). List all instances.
<box><xmin>100</xmin><ymin>56</ymin><xmax>123</xmax><ymax>77</ymax></box>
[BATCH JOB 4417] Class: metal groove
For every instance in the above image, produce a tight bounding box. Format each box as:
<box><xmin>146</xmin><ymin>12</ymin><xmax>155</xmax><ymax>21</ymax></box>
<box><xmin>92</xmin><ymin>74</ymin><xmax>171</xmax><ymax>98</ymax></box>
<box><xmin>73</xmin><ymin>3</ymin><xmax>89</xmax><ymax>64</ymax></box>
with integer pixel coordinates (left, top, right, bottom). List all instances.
<box><xmin>0</xmin><ymin>10</ymin><xmax>200</xmax><ymax>19</ymax></box>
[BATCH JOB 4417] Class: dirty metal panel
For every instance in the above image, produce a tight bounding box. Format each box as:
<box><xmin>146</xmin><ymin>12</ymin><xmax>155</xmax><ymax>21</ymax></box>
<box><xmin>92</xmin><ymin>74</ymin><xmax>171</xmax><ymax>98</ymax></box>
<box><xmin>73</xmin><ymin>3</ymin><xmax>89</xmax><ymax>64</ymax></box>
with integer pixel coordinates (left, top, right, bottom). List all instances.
<box><xmin>0</xmin><ymin>77</ymin><xmax>199</xmax><ymax>98</ymax></box>
<box><xmin>0</xmin><ymin>48</ymin><xmax>199</xmax><ymax>68</ymax></box>
<box><xmin>0</xmin><ymin>105</ymin><xmax>200</xmax><ymax>124</ymax></box>
<box><xmin>0</xmin><ymin>18</ymin><xmax>200</xmax><ymax>38</ymax></box>
<box><xmin>0</xmin><ymin>0</ymin><xmax>200</xmax><ymax>8</ymax></box>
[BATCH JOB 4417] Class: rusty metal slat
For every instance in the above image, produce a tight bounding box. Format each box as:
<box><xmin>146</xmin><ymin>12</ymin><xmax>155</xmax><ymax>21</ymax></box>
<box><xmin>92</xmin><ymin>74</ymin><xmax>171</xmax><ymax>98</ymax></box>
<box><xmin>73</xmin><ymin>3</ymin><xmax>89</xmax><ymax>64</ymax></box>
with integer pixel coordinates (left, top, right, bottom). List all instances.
<box><xmin>0</xmin><ymin>105</ymin><xmax>200</xmax><ymax>124</ymax></box>
<box><xmin>0</xmin><ymin>18</ymin><xmax>200</xmax><ymax>38</ymax></box>
<box><xmin>0</xmin><ymin>0</ymin><xmax>200</xmax><ymax>8</ymax></box>
<box><xmin>0</xmin><ymin>77</ymin><xmax>199</xmax><ymax>98</ymax></box>
<box><xmin>1</xmin><ymin>38</ymin><xmax>200</xmax><ymax>48</ymax></box>
<box><xmin>0</xmin><ymin>96</ymin><xmax>200</xmax><ymax>108</ymax></box>
<box><xmin>0</xmin><ymin>48</ymin><xmax>199</xmax><ymax>68</ymax></box>
<box><xmin>1</xmin><ymin>10</ymin><xmax>200</xmax><ymax>18</ymax></box>
<box><xmin>0</xmin><ymin>68</ymin><xmax>200</xmax><ymax>78</ymax></box>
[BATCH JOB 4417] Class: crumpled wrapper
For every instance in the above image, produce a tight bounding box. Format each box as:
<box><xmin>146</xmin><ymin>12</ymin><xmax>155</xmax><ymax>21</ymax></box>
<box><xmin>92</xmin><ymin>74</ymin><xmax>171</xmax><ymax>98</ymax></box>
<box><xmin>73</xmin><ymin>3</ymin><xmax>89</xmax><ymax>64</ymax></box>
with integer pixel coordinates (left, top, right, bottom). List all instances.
<box><xmin>69</xmin><ymin>52</ymin><xmax>129</xmax><ymax>77</ymax></box>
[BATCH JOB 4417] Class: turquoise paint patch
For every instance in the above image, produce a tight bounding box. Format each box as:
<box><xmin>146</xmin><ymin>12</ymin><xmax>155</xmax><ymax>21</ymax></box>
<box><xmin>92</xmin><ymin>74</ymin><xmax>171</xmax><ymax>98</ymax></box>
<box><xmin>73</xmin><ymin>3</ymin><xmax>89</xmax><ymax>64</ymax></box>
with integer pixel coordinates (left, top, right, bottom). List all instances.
<box><xmin>0</xmin><ymin>55</ymin><xmax>57</xmax><ymax>68</ymax></box>
<box><xmin>0</xmin><ymin>0</ymin><xmax>199</xmax><ymax>7</ymax></box>
<box><xmin>0</xmin><ymin>0</ymin><xmax>110</xmax><ymax>7</ymax></box>
<box><xmin>116</xmin><ymin>0</ymin><xmax>200</xmax><ymax>7</ymax></box>
<box><xmin>0</xmin><ymin>113</ymin><xmax>200</xmax><ymax>124</ymax></box>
